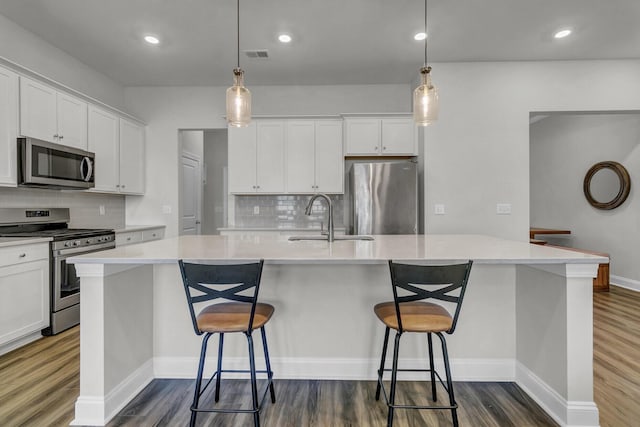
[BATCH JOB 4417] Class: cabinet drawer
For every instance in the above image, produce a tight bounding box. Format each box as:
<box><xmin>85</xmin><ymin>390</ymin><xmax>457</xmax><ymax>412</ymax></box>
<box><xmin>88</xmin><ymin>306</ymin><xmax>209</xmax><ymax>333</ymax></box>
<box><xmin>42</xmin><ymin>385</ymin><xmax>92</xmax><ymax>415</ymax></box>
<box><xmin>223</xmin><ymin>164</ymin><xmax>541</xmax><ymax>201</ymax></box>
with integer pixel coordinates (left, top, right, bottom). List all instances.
<box><xmin>142</xmin><ymin>228</ymin><xmax>164</xmax><ymax>241</ymax></box>
<box><xmin>0</xmin><ymin>244</ymin><xmax>49</xmax><ymax>268</ymax></box>
<box><xmin>115</xmin><ymin>231</ymin><xmax>143</xmax><ymax>246</ymax></box>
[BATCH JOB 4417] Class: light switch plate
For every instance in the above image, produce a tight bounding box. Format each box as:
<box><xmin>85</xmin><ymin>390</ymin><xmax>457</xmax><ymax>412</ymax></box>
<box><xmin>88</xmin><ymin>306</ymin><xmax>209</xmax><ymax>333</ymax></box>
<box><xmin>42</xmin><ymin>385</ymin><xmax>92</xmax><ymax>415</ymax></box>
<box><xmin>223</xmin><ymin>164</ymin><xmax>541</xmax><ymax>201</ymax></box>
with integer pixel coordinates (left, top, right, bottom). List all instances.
<box><xmin>99</xmin><ymin>205</ymin><xmax>105</xmax><ymax>216</ymax></box>
<box><xmin>496</xmin><ymin>203</ymin><xmax>512</xmax><ymax>215</ymax></box>
<box><xmin>162</xmin><ymin>205</ymin><xmax>172</xmax><ymax>214</ymax></box>
<box><xmin>434</xmin><ymin>204</ymin><xmax>445</xmax><ymax>215</ymax></box>
<box><xmin>253</xmin><ymin>206</ymin><xmax>260</xmax><ymax>215</ymax></box>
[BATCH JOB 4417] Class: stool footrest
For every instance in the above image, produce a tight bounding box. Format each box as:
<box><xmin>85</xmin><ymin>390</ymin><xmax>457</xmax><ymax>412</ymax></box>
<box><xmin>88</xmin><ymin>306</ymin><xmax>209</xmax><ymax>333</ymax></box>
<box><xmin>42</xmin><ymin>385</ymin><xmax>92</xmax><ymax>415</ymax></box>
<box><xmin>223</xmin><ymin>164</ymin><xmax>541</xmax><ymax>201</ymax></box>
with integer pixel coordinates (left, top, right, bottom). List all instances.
<box><xmin>192</xmin><ymin>374</ymin><xmax>274</xmax><ymax>415</ymax></box>
<box><xmin>377</xmin><ymin>368</ymin><xmax>453</xmax><ymax>408</ymax></box>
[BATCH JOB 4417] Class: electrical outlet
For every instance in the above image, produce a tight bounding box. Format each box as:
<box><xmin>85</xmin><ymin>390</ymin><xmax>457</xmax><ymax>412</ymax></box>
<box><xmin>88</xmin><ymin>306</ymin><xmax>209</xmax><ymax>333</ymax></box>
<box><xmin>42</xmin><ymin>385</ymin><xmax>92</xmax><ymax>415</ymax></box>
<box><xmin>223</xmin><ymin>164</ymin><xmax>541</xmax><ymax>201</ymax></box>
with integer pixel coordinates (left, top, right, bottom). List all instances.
<box><xmin>99</xmin><ymin>205</ymin><xmax>105</xmax><ymax>216</ymax></box>
<box><xmin>496</xmin><ymin>203</ymin><xmax>512</xmax><ymax>215</ymax></box>
<box><xmin>434</xmin><ymin>204</ymin><xmax>445</xmax><ymax>215</ymax></box>
<box><xmin>253</xmin><ymin>206</ymin><xmax>260</xmax><ymax>215</ymax></box>
<box><xmin>162</xmin><ymin>205</ymin><xmax>172</xmax><ymax>214</ymax></box>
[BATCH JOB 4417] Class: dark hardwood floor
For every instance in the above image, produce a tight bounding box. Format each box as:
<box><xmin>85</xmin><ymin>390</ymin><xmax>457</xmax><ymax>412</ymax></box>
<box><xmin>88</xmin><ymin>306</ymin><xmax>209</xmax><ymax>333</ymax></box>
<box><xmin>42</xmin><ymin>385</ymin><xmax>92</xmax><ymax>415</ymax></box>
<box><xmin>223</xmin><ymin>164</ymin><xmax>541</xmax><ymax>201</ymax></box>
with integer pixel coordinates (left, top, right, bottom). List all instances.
<box><xmin>1</xmin><ymin>285</ymin><xmax>639</xmax><ymax>426</ymax></box>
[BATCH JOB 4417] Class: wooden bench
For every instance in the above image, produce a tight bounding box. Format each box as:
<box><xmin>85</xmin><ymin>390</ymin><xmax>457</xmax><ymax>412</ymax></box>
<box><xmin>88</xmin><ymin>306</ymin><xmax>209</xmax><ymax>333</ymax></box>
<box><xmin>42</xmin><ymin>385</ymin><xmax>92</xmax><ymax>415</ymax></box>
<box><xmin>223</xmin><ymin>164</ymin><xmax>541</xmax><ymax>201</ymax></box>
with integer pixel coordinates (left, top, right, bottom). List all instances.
<box><xmin>546</xmin><ymin>245</ymin><xmax>610</xmax><ymax>292</ymax></box>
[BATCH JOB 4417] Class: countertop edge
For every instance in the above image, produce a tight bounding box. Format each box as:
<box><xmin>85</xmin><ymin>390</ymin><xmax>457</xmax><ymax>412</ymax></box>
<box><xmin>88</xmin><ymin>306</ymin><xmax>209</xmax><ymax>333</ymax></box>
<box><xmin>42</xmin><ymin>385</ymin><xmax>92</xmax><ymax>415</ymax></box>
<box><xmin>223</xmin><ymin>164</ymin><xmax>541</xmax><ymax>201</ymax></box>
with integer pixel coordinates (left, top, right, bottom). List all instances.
<box><xmin>0</xmin><ymin>237</ymin><xmax>53</xmax><ymax>248</ymax></box>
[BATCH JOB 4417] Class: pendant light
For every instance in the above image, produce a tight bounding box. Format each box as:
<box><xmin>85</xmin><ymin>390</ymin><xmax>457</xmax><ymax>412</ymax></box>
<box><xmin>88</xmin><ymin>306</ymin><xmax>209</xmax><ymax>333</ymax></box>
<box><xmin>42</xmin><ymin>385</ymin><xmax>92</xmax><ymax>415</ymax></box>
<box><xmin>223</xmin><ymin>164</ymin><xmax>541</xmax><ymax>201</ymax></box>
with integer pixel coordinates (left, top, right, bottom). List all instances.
<box><xmin>413</xmin><ymin>0</ymin><xmax>439</xmax><ymax>126</ymax></box>
<box><xmin>226</xmin><ymin>0</ymin><xmax>251</xmax><ymax>127</ymax></box>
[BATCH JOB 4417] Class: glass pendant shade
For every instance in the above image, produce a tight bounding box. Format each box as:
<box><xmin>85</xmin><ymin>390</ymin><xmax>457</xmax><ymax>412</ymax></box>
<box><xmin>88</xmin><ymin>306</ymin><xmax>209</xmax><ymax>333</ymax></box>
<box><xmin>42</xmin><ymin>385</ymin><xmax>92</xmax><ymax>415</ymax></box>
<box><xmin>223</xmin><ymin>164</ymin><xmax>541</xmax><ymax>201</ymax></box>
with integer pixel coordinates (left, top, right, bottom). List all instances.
<box><xmin>226</xmin><ymin>68</ymin><xmax>251</xmax><ymax>127</ymax></box>
<box><xmin>413</xmin><ymin>66</ymin><xmax>439</xmax><ymax>126</ymax></box>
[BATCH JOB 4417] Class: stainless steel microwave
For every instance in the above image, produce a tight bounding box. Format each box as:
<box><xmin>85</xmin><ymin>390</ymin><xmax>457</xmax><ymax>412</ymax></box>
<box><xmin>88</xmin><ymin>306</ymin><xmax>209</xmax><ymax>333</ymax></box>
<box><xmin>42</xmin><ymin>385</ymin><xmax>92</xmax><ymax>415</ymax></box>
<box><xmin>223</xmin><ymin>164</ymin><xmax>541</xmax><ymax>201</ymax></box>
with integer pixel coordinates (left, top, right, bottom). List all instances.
<box><xmin>18</xmin><ymin>137</ymin><xmax>95</xmax><ymax>189</ymax></box>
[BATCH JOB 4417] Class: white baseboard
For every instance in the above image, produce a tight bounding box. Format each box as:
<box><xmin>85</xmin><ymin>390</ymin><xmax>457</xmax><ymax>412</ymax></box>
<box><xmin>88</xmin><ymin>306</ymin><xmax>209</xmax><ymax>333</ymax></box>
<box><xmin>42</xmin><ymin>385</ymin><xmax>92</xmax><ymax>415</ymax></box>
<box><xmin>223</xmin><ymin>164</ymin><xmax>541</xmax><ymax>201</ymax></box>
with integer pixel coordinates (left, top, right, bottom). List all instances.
<box><xmin>0</xmin><ymin>331</ymin><xmax>43</xmax><ymax>357</ymax></box>
<box><xmin>154</xmin><ymin>356</ymin><xmax>515</xmax><ymax>382</ymax></box>
<box><xmin>71</xmin><ymin>359</ymin><xmax>154</xmax><ymax>426</ymax></box>
<box><xmin>516</xmin><ymin>362</ymin><xmax>599</xmax><ymax>427</ymax></box>
<box><xmin>610</xmin><ymin>275</ymin><xmax>640</xmax><ymax>292</ymax></box>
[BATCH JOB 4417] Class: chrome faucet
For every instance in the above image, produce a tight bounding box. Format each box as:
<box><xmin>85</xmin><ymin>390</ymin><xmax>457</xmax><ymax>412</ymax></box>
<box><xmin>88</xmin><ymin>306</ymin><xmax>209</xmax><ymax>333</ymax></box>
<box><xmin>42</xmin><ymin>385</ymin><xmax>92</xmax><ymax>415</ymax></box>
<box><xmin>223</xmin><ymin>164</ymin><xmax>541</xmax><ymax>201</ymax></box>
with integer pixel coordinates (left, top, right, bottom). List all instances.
<box><xmin>305</xmin><ymin>194</ymin><xmax>334</xmax><ymax>242</ymax></box>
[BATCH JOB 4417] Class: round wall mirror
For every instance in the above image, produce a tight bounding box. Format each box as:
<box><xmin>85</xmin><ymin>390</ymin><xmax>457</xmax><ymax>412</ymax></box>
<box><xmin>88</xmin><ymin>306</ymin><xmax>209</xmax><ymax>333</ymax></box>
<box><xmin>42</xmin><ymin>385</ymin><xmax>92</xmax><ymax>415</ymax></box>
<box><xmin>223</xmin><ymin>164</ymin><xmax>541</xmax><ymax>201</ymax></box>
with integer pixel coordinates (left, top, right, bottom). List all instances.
<box><xmin>583</xmin><ymin>161</ymin><xmax>631</xmax><ymax>210</ymax></box>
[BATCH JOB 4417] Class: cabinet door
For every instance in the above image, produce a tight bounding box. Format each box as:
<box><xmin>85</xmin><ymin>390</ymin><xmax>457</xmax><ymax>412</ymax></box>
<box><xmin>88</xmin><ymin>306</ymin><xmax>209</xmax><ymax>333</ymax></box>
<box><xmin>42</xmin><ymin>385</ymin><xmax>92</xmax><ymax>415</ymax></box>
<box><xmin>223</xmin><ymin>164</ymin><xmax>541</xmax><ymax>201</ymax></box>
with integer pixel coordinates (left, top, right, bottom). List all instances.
<box><xmin>19</xmin><ymin>77</ymin><xmax>57</xmax><ymax>143</ymax></box>
<box><xmin>315</xmin><ymin>120</ymin><xmax>344</xmax><ymax>193</ymax></box>
<box><xmin>56</xmin><ymin>92</ymin><xmax>87</xmax><ymax>149</ymax></box>
<box><xmin>228</xmin><ymin>123</ymin><xmax>257</xmax><ymax>193</ymax></box>
<box><xmin>344</xmin><ymin>118</ymin><xmax>380</xmax><ymax>155</ymax></box>
<box><xmin>256</xmin><ymin>121</ymin><xmax>285</xmax><ymax>193</ymax></box>
<box><xmin>88</xmin><ymin>105</ymin><xmax>119</xmax><ymax>192</ymax></box>
<box><xmin>0</xmin><ymin>259</ymin><xmax>49</xmax><ymax>347</ymax></box>
<box><xmin>381</xmin><ymin>118</ymin><xmax>416</xmax><ymax>155</ymax></box>
<box><xmin>119</xmin><ymin>118</ymin><xmax>145</xmax><ymax>194</ymax></box>
<box><xmin>286</xmin><ymin>120</ymin><xmax>316</xmax><ymax>193</ymax></box>
<box><xmin>0</xmin><ymin>66</ymin><xmax>18</xmax><ymax>187</ymax></box>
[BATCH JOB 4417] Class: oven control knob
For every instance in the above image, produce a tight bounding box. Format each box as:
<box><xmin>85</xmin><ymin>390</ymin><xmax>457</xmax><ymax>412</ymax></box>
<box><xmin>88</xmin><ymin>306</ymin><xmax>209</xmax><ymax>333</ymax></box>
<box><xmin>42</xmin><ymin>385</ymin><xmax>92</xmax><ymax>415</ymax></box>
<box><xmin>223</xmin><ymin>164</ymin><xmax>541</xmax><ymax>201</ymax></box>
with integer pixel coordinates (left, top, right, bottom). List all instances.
<box><xmin>86</xmin><ymin>239</ymin><xmax>91</xmax><ymax>244</ymax></box>
<box><xmin>74</xmin><ymin>240</ymin><xmax>80</xmax><ymax>246</ymax></box>
<box><xmin>64</xmin><ymin>242</ymin><xmax>71</xmax><ymax>247</ymax></box>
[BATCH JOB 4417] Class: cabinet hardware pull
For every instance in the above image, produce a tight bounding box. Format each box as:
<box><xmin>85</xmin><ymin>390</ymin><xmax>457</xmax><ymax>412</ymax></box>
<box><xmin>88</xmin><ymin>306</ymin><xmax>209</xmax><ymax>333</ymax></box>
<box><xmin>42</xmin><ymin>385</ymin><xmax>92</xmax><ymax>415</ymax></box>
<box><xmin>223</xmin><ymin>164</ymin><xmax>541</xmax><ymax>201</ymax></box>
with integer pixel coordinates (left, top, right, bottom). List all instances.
<box><xmin>19</xmin><ymin>253</ymin><xmax>26</xmax><ymax>258</ymax></box>
<box><xmin>383</xmin><ymin>146</ymin><xmax>386</xmax><ymax>150</ymax></box>
<box><xmin>53</xmin><ymin>134</ymin><xmax>59</xmax><ymax>138</ymax></box>
<box><xmin>59</xmin><ymin>135</ymin><xmax>64</xmax><ymax>140</ymax></box>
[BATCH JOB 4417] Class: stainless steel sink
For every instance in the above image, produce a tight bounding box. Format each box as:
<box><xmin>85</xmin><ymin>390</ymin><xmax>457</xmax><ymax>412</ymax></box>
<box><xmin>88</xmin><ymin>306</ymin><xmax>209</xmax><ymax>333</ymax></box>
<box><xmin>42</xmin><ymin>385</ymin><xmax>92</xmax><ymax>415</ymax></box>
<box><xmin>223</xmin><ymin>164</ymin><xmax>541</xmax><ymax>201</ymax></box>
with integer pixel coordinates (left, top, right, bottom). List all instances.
<box><xmin>288</xmin><ymin>235</ymin><xmax>374</xmax><ymax>241</ymax></box>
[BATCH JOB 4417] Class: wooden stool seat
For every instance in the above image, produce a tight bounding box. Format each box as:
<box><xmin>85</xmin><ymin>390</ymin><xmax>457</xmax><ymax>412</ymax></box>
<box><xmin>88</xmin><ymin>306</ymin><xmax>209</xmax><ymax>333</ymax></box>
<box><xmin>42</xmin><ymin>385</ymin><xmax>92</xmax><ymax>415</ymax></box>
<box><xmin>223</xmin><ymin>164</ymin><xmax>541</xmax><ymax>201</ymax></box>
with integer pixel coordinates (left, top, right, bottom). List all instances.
<box><xmin>178</xmin><ymin>260</ymin><xmax>275</xmax><ymax>427</ymax></box>
<box><xmin>374</xmin><ymin>301</ymin><xmax>453</xmax><ymax>333</ymax></box>
<box><xmin>197</xmin><ymin>302</ymin><xmax>275</xmax><ymax>333</ymax></box>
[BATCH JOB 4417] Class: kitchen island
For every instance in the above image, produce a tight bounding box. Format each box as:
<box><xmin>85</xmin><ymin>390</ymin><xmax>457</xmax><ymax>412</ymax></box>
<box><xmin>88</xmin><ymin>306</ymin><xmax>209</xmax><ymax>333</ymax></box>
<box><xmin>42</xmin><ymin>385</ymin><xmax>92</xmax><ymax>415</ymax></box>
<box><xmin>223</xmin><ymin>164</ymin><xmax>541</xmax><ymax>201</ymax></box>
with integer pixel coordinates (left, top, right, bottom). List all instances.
<box><xmin>68</xmin><ymin>234</ymin><xmax>605</xmax><ymax>426</ymax></box>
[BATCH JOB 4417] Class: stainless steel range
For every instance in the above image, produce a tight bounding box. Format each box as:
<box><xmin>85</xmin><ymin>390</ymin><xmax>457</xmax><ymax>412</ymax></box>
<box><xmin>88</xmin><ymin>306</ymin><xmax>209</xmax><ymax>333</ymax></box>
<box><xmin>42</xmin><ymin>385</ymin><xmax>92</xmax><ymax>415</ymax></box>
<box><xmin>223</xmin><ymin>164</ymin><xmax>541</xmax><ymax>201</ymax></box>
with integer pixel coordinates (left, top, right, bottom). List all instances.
<box><xmin>0</xmin><ymin>208</ymin><xmax>115</xmax><ymax>335</ymax></box>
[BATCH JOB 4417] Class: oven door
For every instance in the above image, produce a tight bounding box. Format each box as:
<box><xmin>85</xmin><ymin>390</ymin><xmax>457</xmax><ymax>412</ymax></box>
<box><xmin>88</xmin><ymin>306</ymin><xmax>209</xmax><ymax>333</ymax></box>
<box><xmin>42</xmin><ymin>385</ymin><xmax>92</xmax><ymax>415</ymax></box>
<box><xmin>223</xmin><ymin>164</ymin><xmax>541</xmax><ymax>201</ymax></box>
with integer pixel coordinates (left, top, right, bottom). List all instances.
<box><xmin>52</xmin><ymin>241</ymin><xmax>115</xmax><ymax>312</ymax></box>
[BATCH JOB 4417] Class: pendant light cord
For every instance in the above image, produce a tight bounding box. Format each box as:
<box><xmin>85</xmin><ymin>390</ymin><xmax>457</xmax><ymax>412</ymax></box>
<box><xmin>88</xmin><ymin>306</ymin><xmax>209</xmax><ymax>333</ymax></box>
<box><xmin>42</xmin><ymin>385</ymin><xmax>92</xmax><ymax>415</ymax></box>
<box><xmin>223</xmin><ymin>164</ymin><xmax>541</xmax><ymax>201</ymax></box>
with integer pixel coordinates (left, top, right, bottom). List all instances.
<box><xmin>236</xmin><ymin>0</ymin><xmax>240</xmax><ymax>68</ymax></box>
<box><xmin>423</xmin><ymin>0</ymin><xmax>428</xmax><ymax>67</ymax></box>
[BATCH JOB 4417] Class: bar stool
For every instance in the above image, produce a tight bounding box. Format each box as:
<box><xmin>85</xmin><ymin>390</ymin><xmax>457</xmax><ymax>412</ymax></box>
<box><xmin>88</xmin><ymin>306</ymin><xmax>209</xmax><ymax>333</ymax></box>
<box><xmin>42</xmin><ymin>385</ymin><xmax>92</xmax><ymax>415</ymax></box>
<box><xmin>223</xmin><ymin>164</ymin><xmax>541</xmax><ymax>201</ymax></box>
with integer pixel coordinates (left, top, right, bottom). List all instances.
<box><xmin>178</xmin><ymin>259</ymin><xmax>276</xmax><ymax>427</ymax></box>
<box><xmin>374</xmin><ymin>260</ymin><xmax>473</xmax><ymax>427</ymax></box>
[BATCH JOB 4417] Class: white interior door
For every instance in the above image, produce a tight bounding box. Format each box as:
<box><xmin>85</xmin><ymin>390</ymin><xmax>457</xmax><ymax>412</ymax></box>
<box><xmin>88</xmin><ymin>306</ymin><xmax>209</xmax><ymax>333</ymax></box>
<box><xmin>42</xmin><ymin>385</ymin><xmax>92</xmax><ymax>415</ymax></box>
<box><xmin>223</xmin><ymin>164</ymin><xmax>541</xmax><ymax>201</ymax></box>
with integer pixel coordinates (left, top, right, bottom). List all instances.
<box><xmin>181</xmin><ymin>154</ymin><xmax>202</xmax><ymax>235</ymax></box>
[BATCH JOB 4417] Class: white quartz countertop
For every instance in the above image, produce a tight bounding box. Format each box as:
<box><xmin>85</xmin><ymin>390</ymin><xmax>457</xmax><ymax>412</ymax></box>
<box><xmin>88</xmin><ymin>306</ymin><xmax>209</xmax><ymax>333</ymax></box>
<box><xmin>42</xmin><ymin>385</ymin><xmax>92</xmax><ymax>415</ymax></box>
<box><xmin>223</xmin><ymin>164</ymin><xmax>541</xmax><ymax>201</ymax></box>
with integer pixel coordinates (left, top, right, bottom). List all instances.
<box><xmin>68</xmin><ymin>234</ymin><xmax>608</xmax><ymax>265</ymax></box>
<box><xmin>114</xmin><ymin>225</ymin><xmax>166</xmax><ymax>233</ymax></box>
<box><xmin>0</xmin><ymin>237</ymin><xmax>52</xmax><ymax>248</ymax></box>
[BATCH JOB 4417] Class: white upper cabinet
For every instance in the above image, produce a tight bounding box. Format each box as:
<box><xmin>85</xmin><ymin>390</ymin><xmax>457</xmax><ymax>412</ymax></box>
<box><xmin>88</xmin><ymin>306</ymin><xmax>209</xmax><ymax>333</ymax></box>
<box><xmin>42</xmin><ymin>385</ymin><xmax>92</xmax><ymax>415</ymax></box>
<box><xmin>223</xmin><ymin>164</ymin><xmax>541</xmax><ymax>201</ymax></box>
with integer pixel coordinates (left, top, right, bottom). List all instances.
<box><xmin>228</xmin><ymin>123</ymin><xmax>258</xmax><ymax>193</ymax></box>
<box><xmin>88</xmin><ymin>105</ymin><xmax>119</xmax><ymax>192</ymax></box>
<box><xmin>286</xmin><ymin>120</ymin><xmax>343</xmax><ymax>193</ymax></box>
<box><xmin>19</xmin><ymin>76</ymin><xmax>87</xmax><ymax>150</ymax></box>
<box><xmin>344</xmin><ymin>116</ymin><xmax>417</xmax><ymax>156</ymax></box>
<box><xmin>228</xmin><ymin>121</ymin><xmax>285</xmax><ymax>194</ymax></box>
<box><xmin>119</xmin><ymin>118</ymin><xmax>145</xmax><ymax>195</ymax></box>
<box><xmin>0</xmin><ymin>65</ymin><xmax>18</xmax><ymax>187</ymax></box>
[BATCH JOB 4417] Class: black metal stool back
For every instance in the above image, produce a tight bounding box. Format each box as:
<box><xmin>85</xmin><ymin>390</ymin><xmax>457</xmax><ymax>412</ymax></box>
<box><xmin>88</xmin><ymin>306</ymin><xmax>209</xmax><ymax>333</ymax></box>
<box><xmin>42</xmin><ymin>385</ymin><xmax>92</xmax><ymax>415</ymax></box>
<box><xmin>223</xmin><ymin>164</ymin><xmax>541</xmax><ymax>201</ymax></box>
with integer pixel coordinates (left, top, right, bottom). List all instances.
<box><xmin>177</xmin><ymin>259</ymin><xmax>275</xmax><ymax>427</ymax></box>
<box><xmin>376</xmin><ymin>260</ymin><xmax>473</xmax><ymax>427</ymax></box>
<box><xmin>388</xmin><ymin>260</ymin><xmax>473</xmax><ymax>334</ymax></box>
<box><xmin>178</xmin><ymin>260</ymin><xmax>264</xmax><ymax>335</ymax></box>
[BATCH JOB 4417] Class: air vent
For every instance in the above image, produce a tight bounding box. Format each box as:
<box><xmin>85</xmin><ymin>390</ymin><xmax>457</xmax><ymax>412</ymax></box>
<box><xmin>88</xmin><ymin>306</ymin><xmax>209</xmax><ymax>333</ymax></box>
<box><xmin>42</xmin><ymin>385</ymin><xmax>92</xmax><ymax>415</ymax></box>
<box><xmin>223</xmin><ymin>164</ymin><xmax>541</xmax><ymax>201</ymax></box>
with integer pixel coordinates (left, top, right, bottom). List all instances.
<box><xmin>244</xmin><ymin>50</ymin><xmax>269</xmax><ymax>59</ymax></box>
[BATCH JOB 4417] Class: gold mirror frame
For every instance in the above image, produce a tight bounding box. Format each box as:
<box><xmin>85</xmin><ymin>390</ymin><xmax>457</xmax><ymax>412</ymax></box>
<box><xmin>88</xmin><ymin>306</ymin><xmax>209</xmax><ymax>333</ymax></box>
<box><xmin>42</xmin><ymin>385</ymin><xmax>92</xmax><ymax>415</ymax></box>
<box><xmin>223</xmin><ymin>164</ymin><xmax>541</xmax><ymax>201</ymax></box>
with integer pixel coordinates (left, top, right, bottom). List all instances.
<box><xmin>583</xmin><ymin>161</ymin><xmax>631</xmax><ymax>210</ymax></box>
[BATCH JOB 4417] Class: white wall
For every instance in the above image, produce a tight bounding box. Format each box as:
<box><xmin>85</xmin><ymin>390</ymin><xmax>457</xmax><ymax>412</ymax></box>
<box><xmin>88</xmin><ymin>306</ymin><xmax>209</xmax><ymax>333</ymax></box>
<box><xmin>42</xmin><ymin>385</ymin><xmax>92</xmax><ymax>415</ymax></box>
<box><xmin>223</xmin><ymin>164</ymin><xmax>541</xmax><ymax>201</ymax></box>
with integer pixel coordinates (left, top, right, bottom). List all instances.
<box><xmin>423</xmin><ymin>59</ymin><xmax>640</xmax><ymax>240</ymax></box>
<box><xmin>0</xmin><ymin>13</ymin><xmax>125</xmax><ymax>110</ymax></box>
<box><xmin>203</xmin><ymin>129</ymin><xmax>228</xmax><ymax>235</ymax></box>
<box><xmin>0</xmin><ymin>12</ymin><xmax>129</xmax><ymax>228</ymax></box>
<box><xmin>125</xmin><ymin>60</ymin><xmax>640</xmax><ymax>240</ymax></box>
<box><xmin>530</xmin><ymin>113</ymin><xmax>640</xmax><ymax>283</ymax></box>
<box><xmin>123</xmin><ymin>84</ymin><xmax>411</xmax><ymax>237</ymax></box>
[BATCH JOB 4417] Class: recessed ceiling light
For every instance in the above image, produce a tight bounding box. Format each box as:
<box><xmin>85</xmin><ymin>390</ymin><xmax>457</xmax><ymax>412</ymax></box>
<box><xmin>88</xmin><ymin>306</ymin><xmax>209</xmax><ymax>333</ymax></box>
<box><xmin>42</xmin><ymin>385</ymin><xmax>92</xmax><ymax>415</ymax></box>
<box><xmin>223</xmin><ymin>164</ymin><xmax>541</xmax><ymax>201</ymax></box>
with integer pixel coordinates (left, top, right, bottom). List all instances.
<box><xmin>554</xmin><ymin>29</ymin><xmax>572</xmax><ymax>39</ymax></box>
<box><xmin>414</xmin><ymin>32</ymin><xmax>427</xmax><ymax>41</ymax></box>
<box><xmin>144</xmin><ymin>35</ymin><xmax>160</xmax><ymax>45</ymax></box>
<box><xmin>278</xmin><ymin>34</ymin><xmax>292</xmax><ymax>43</ymax></box>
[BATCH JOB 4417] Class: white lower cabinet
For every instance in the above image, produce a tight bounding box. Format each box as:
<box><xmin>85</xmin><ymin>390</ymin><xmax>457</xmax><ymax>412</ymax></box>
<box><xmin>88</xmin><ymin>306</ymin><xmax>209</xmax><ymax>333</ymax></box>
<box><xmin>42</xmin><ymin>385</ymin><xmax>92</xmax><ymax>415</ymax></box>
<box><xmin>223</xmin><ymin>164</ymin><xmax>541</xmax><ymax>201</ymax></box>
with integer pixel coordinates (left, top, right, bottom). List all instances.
<box><xmin>0</xmin><ymin>243</ymin><xmax>50</xmax><ymax>354</ymax></box>
<box><xmin>116</xmin><ymin>226</ymin><xmax>165</xmax><ymax>247</ymax></box>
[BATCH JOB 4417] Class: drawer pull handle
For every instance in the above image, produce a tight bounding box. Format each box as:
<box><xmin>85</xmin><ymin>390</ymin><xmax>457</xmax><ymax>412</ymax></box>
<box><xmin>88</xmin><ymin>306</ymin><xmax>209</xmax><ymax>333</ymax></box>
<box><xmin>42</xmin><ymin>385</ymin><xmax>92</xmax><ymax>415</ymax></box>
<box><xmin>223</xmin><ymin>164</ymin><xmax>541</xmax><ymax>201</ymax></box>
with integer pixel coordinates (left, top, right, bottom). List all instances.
<box><xmin>127</xmin><ymin>237</ymin><xmax>132</xmax><ymax>241</ymax></box>
<box><xmin>19</xmin><ymin>253</ymin><xmax>26</xmax><ymax>258</ymax></box>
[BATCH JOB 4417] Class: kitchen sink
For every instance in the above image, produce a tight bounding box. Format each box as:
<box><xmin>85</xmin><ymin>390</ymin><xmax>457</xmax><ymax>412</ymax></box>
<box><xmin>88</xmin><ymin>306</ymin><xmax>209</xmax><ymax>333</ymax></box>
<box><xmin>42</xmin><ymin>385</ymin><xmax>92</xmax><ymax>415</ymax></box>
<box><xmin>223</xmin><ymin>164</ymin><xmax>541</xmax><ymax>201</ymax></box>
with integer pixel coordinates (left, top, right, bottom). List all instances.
<box><xmin>288</xmin><ymin>235</ymin><xmax>374</xmax><ymax>241</ymax></box>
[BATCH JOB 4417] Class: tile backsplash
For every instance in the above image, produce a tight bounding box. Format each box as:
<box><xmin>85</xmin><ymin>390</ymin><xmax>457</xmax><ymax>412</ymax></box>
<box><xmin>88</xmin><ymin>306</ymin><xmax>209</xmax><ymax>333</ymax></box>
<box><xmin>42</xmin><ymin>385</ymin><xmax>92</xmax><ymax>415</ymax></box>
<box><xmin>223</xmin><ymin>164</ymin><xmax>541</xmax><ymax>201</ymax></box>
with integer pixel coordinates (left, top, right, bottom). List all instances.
<box><xmin>0</xmin><ymin>187</ymin><xmax>125</xmax><ymax>229</ymax></box>
<box><xmin>233</xmin><ymin>194</ymin><xmax>344</xmax><ymax>229</ymax></box>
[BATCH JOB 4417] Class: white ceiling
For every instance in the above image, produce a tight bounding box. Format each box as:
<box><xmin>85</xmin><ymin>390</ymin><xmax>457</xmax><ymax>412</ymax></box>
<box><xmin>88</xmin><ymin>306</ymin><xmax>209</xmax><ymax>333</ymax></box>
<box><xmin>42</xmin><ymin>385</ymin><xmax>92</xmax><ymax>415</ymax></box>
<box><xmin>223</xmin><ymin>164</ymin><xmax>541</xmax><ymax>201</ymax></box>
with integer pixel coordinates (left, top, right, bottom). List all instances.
<box><xmin>1</xmin><ymin>0</ymin><xmax>639</xmax><ymax>87</ymax></box>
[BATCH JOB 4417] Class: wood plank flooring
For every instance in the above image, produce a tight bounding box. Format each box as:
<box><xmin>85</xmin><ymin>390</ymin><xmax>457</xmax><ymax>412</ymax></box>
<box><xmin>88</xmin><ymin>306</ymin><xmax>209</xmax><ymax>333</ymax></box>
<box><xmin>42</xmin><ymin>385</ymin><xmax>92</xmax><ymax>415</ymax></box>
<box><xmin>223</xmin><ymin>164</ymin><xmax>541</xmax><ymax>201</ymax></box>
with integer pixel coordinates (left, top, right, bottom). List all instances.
<box><xmin>0</xmin><ymin>285</ymin><xmax>638</xmax><ymax>426</ymax></box>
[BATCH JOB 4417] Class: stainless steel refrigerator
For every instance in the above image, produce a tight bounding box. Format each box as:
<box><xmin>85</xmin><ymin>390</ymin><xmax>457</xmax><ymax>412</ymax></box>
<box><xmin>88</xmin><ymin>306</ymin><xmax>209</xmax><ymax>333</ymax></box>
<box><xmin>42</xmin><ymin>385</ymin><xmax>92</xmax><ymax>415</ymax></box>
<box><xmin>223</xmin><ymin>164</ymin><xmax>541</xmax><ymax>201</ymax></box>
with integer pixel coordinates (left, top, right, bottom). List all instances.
<box><xmin>348</xmin><ymin>161</ymin><xmax>418</xmax><ymax>235</ymax></box>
